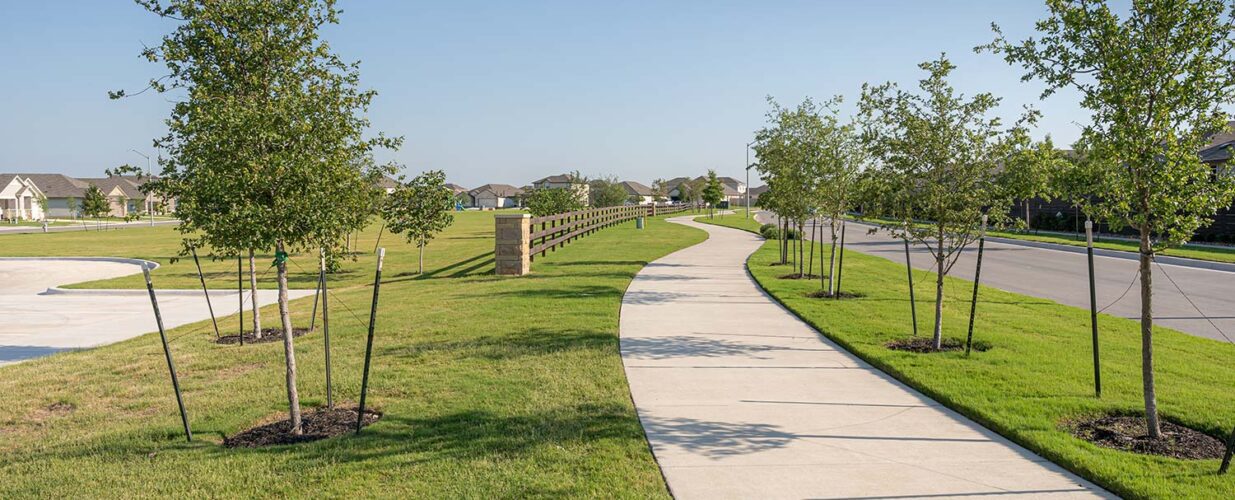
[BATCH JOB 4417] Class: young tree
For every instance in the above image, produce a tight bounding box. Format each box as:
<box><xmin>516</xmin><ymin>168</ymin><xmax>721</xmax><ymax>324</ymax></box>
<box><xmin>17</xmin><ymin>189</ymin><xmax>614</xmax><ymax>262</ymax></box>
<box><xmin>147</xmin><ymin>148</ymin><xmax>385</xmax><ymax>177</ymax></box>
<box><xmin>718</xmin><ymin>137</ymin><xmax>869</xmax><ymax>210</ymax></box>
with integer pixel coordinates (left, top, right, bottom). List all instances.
<box><xmin>997</xmin><ymin>137</ymin><xmax>1068</xmax><ymax>231</ymax></box>
<box><xmin>589</xmin><ymin>176</ymin><xmax>629</xmax><ymax>207</ymax></box>
<box><xmin>702</xmin><ymin>170</ymin><xmax>724</xmax><ymax>218</ymax></box>
<box><xmin>651</xmin><ymin>178</ymin><xmax>669</xmax><ymax>203</ymax></box>
<box><xmin>819</xmin><ymin>114</ymin><xmax>866</xmax><ymax>296</ymax></box>
<box><xmin>383</xmin><ymin>170</ymin><xmax>455</xmax><ymax>274</ymax></box>
<box><xmin>121</xmin><ymin>0</ymin><xmax>399</xmax><ymax>435</ymax></box>
<box><xmin>81</xmin><ymin>184</ymin><xmax>111</xmax><ymax>229</ymax></box>
<box><xmin>753</xmin><ymin>97</ymin><xmax>824</xmax><ymax>275</ymax></box>
<box><xmin>858</xmin><ymin>55</ymin><xmax>1030</xmax><ymax>350</ymax></box>
<box><xmin>524</xmin><ymin>187</ymin><xmax>586</xmax><ymax>216</ymax></box>
<box><xmin>984</xmin><ymin>0</ymin><xmax>1235</xmax><ymax>438</ymax></box>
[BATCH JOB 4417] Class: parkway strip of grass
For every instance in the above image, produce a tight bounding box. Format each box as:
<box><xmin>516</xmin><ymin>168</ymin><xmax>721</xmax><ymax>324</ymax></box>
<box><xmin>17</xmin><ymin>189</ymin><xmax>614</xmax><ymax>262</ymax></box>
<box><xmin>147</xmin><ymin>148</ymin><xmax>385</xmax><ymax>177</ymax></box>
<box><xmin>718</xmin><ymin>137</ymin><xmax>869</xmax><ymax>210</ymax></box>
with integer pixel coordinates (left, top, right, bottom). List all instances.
<box><xmin>0</xmin><ymin>210</ymin><xmax>705</xmax><ymax>497</ymax></box>
<box><xmin>699</xmin><ymin>215</ymin><xmax>1235</xmax><ymax>499</ymax></box>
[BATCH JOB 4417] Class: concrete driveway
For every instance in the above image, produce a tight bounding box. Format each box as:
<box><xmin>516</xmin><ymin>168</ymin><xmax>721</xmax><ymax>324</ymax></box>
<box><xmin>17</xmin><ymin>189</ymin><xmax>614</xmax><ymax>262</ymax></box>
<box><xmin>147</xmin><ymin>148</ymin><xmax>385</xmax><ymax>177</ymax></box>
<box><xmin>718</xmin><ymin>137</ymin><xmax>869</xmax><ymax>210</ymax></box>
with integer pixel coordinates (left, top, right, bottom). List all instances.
<box><xmin>0</xmin><ymin>257</ymin><xmax>310</xmax><ymax>366</ymax></box>
<box><xmin>757</xmin><ymin>213</ymin><xmax>1235</xmax><ymax>343</ymax></box>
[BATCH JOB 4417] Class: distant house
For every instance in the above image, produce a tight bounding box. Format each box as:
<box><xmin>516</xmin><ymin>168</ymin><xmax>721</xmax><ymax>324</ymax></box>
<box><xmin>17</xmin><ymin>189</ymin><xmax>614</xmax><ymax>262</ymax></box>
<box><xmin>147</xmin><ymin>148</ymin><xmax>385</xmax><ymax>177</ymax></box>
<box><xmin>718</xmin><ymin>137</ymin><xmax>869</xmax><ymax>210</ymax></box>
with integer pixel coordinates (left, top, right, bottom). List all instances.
<box><xmin>747</xmin><ymin>185</ymin><xmax>769</xmax><ymax>206</ymax></box>
<box><xmin>618</xmin><ymin>181</ymin><xmax>655</xmax><ymax>204</ymax></box>
<box><xmin>0</xmin><ymin>174</ymin><xmax>46</xmax><ymax>221</ymax></box>
<box><xmin>531</xmin><ymin>174</ymin><xmax>589</xmax><ymax>203</ymax></box>
<box><xmin>664</xmin><ymin>175</ymin><xmax>746</xmax><ymax>205</ymax></box>
<box><xmin>376</xmin><ymin>175</ymin><xmax>399</xmax><ymax>194</ymax></box>
<box><xmin>445</xmin><ymin>183</ymin><xmax>471</xmax><ymax>207</ymax></box>
<box><xmin>2</xmin><ymin>173</ymin><xmax>168</xmax><ymax>219</ymax></box>
<box><xmin>468</xmin><ymin>184</ymin><xmax>523</xmax><ymax>209</ymax></box>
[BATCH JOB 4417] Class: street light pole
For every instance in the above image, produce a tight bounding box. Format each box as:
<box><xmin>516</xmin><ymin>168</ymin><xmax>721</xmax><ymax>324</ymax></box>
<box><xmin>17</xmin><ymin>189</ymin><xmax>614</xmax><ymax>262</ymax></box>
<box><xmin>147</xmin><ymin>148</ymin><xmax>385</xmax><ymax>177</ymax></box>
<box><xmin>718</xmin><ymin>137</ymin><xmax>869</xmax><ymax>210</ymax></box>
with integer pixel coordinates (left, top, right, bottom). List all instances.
<box><xmin>745</xmin><ymin>142</ymin><xmax>754</xmax><ymax>219</ymax></box>
<box><xmin>129</xmin><ymin>149</ymin><xmax>154</xmax><ymax>227</ymax></box>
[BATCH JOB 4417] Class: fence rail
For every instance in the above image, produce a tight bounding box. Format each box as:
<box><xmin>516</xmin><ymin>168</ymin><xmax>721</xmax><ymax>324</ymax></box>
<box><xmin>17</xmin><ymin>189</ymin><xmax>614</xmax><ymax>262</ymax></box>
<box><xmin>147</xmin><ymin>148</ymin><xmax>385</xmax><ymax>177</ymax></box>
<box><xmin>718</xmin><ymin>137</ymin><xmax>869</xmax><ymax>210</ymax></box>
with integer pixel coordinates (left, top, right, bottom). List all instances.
<box><xmin>493</xmin><ymin>203</ymin><xmax>696</xmax><ymax>275</ymax></box>
<box><xmin>528</xmin><ymin>203</ymin><xmax>693</xmax><ymax>260</ymax></box>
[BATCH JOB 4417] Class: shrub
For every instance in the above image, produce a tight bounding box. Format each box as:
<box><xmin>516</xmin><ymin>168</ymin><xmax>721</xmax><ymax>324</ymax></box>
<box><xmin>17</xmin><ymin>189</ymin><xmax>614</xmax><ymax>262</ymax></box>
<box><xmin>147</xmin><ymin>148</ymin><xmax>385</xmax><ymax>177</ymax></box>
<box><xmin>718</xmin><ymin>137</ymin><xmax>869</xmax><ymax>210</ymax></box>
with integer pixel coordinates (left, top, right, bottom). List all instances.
<box><xmin>759</xmin><ymin>223</ymin><xmax>799</xmax><ymax>240</ymax></box>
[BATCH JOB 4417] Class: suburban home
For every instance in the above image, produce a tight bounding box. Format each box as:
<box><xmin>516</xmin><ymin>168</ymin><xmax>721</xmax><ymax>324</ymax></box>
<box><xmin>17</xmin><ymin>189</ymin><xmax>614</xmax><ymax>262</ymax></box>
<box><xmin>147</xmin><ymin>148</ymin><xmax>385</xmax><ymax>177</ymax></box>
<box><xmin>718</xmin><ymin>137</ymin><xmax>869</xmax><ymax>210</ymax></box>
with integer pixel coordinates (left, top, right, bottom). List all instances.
<box><xmin>747</xmin><ymin>185</ymin><xmax>769</xmax><ymax>206</ymax></box>
<box><xmin>618</xmin><ymin>180</ymin><xmax>655</xmax><ymax>204</ymax></box>
<box><xmin>0</xmin><ymin>174</ymin><xmax>46</xmax><ymax>221</ymax></box>
<box><xmin>445</xmin><ymin>183</ymin><xmax>471</xmax><ymax>207</ymax></box>
<box><xmin>531</xmin><ymin>174</ymin><xmax>589</xmax><ymax>203</ymax></box>
<box><xmin>376</xmin><ymin>175</ymin><xmax>399</xmax><ymax>194</ymax></box>
<box><xmin>1</xmin><ymin>173</ymin><xmax>170</xmax><ymax>219</ymax></box>
<box><xmin>468</xmin><ymin>184</ymin><xmax>523</xmax><ymax>209</ymax></box>
<box><xmin>665</xmin><ymin>175</ymin><xmax>746</xmax><ymax>205</ymax></box>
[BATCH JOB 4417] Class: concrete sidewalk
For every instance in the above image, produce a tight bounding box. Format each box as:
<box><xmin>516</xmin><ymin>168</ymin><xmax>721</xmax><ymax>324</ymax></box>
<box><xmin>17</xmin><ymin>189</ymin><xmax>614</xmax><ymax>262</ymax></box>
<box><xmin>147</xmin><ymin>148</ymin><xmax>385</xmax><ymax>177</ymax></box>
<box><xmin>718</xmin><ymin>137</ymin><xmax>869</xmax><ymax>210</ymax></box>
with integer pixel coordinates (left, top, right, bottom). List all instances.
<box><xmin>619</xmin><ymin>217</ymin><xmax>1110</xmax><ymax>499</ymax></box>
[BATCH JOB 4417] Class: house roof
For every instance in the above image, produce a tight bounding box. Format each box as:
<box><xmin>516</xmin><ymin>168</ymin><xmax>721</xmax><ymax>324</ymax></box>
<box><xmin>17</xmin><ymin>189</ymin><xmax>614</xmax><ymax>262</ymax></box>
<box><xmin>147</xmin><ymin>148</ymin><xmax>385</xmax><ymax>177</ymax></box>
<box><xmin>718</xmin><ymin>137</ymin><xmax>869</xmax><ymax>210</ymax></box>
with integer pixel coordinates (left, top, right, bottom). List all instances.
<box><xmin>376</xmin><ymin>175</ymin><xmax>399</xmax><ymax>189</ymax></box>
<box><xmin>7</xmin><ymin>173</ymin><xmax>150</xmax><ymax>199</ymax></box>
<box><xmin>469</xmin><ymin>183</ymin><xmax>523</xmax><ymax>197</ymax></box>
<box><xmin>445</xmin><ymin>183</ymin><xmax>469</xmax><ymax>194</ymax></box>
<box><xmin>748</xmin><ymin>185</ymin><xmax>769</xmax><ymax>196</ymax></box>
<box><xmin>533</xmin><ymin>174</ymin><xmax>579</xmax><ymax>185</ymax></box>
<box><xmin>619</xmin><ymin>180</ymin><xmax>653</xmax><ymax>196</ymax></box>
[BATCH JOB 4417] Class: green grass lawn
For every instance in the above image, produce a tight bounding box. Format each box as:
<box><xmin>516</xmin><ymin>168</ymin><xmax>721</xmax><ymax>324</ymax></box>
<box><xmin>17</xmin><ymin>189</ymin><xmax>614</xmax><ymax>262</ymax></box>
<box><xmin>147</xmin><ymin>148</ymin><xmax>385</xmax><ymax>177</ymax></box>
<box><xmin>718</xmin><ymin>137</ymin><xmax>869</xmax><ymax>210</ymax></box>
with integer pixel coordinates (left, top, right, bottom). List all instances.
<box><xmin>847</xmin><ymin>214</ymin><xmax>1235</xmax><ymax>265</ymax></box>
<box><xmin>0</xmin><ymin>211</ymin><xmax>705</xmax><ymax>497</ymax></box>
<box><xmin>699</xmin><ymin>215</ymin><xmax>1235</xmax><ymax>499</ymax></box>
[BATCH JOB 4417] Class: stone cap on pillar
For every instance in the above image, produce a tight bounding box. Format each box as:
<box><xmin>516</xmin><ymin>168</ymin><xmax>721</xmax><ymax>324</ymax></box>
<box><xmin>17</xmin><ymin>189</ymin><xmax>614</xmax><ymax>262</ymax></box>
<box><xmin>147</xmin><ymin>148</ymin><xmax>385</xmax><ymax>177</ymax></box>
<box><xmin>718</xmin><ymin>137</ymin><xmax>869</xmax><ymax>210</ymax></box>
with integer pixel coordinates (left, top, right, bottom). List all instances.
<box><xmin>495</xmin><ymin>213</ymin><xmax>531</xmax><ymax>219</ymax></box>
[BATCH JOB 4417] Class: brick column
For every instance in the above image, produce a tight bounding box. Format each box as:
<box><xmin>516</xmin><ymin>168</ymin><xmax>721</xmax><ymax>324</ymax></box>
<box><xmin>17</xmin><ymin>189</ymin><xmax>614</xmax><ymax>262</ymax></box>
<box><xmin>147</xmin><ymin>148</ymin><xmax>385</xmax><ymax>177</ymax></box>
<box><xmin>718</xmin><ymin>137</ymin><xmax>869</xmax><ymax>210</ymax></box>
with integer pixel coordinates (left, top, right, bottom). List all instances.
<box><xmin>495</xmin><ymin>213</ymin><xmax>531</xmax><ymax>276</ymax></box>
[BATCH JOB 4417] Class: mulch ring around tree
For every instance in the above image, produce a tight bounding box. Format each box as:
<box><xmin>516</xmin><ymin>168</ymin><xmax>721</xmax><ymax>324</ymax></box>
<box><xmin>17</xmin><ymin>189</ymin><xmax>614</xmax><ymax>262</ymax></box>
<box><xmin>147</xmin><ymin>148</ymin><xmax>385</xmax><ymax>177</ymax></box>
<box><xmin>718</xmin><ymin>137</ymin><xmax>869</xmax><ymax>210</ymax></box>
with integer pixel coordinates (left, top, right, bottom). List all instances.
<box><xmin>215</xmin><ymin>327</ymin><xmax>311</xmax><ymax>345</ymax></box>
<box><xmin>885</xmin><ymin>336</ymin><xmax>991</xmax><ymax>353</ymax></box>
<box><xmin>779</xmin><ymin>273</ymin><xmax>821</xmax><ymax>280</ymax></box>
<box><xmin>1066</xmin><ymin>415</ymin><xmax>1226</xmax><ymax>460</ymax></box>
<box><xmin>806</xmin><ymin>290</ymin><xmax>864</xmax><ymax>299</ymax></box>
<box><xmin>224</xmin><ymin>406</ymin><xmax>382</xmax><ymax>448</ymax></box>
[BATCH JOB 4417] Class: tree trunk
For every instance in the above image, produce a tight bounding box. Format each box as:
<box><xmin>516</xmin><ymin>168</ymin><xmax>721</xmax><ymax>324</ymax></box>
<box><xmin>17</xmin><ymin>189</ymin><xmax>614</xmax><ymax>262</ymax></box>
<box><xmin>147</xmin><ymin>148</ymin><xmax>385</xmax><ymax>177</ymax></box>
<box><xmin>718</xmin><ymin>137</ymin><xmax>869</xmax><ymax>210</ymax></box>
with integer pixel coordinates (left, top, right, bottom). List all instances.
<box><xmin>807</xmin><ymin>219</ymin><xmax>816</xmax><ymax>277</ymax></box>
<box><xmin>828</xmin><ymin>219</ymin><xmax>838</xmax><ymax>296</ymax></box>
<box><xmin>248</xmin><ymin>249</ymin><xmax>261</xmax><ymax>338</ymax></box>
<box><xmin>275</xmin><ymin>240</ymin><xmax>303</xmax><ymax>434</ymax></box>
<box><xmin>418</xmin><ymin>240</ymin><xmax>425</xmax><ymax>274</ymax></box>
<box><xmin>1024</xmin><ymin>200</ymin><xmax>1031</xmax><ymax>230</ymax></box>
<box><xmin>932</xmin><ymin>252</ymin><xmax>945</xmax><ymax>350</ymax></box>
<box><xmin>1139</xmin><ymin>229</ymin><xmax>1162</xmax><ymax>438</ymax></box>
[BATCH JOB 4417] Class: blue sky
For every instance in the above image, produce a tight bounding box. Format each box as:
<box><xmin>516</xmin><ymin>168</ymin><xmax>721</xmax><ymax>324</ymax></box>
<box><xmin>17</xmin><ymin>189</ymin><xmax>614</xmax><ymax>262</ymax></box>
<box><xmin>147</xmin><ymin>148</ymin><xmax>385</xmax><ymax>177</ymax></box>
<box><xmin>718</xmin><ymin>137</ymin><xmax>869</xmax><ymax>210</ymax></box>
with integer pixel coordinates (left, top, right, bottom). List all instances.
<box><xmin>0</xmin><ymin>0</ymin><xmax>1092</xmax><ymax>188</ymax></box>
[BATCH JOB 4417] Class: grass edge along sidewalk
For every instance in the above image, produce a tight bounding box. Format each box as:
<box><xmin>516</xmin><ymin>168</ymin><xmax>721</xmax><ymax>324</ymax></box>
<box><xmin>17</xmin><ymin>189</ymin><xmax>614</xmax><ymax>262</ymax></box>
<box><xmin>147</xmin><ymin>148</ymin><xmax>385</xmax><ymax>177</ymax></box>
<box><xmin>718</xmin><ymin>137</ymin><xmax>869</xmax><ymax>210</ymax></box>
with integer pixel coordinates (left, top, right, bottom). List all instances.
<box><xmin>0</xmin><ymin>211</ymin><xmax>704</xmax><ymax>497</ymax></box>
<box><xmin>697</xmin><ymin>214</ymin><xmax>1235</xmax><ymax>499</ymax></box>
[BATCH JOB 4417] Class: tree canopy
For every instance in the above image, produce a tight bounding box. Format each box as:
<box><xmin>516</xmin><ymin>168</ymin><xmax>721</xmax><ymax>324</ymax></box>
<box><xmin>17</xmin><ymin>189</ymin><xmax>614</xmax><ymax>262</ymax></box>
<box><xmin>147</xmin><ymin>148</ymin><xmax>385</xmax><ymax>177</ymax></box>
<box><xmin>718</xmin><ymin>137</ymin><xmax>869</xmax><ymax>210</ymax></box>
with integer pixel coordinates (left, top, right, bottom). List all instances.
<box><xmin>383</xmin><ymin>170</ymin><xmax>455</xmax><ymax>274</ymax></box>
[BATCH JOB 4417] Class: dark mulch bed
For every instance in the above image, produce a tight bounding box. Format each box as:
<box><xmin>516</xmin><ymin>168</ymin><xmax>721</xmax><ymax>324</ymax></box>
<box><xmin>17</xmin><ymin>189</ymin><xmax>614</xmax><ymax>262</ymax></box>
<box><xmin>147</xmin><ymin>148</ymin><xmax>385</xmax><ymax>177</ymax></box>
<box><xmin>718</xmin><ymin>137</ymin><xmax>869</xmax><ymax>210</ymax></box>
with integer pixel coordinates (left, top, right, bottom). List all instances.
<box><xmin>216</xmin><ymin>327</ymin><xmax>311</xmax><ymax>345</ymax></box>
<box><xmin>224</xmin><ymin>406</ymin><xmax>382</xmax><ymax>448</ymax></box>
<box><xmin>885</xmin><ymin>336</ymin><xmax>991</xmax><ymax>353</ymax></box>
<box><xmin>779</xmin><ymin>273</ymin><xmax>821</xmax><ymax>280</ymax></box>
<box><xmin>806</xmin><ymin>290</ymin><xmax>864</xmax><ymax>299</ymax></box>
<box><xmin>1068</xmin><ymin>415</ymin><xmax>1226</xmax><ymax>460</ymax></box>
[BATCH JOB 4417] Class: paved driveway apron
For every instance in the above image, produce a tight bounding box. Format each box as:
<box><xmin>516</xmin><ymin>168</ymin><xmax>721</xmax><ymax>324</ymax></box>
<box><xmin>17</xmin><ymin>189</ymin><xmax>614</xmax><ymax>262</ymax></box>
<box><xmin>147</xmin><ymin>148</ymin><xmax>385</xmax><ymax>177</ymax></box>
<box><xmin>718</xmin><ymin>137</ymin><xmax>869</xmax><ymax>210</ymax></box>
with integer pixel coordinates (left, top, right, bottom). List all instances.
<box><xmin>619</xmin><ymin>216</ymin><xmax>1110</xmax><ymax>499</ymax></box>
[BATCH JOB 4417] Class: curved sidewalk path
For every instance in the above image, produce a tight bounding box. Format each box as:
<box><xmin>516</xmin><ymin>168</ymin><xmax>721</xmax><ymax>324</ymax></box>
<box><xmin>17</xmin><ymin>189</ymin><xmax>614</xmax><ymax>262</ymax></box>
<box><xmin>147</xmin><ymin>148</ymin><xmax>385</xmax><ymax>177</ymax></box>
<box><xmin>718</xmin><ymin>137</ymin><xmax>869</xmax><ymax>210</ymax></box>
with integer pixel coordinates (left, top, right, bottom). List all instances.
<box><xmin>619</xmin><ymin>217</ymin><xmax>1110</xmax><ymax>499</ymax></box>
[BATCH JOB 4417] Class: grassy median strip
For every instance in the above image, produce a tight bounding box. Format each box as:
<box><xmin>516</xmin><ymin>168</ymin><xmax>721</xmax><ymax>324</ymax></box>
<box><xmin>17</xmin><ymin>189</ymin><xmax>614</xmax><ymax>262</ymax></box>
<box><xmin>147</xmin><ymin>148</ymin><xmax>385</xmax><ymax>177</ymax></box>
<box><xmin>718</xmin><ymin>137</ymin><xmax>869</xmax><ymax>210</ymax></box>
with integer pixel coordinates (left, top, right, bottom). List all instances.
<box><xmin>0</xmin><ymin>211</ymin><xmax>704</xmax><ymax>497</ymax></box>
<box><xmin>699</xmin><ymin>215</ymin><xmax>1235</xmax><ymax>499</ymax></box>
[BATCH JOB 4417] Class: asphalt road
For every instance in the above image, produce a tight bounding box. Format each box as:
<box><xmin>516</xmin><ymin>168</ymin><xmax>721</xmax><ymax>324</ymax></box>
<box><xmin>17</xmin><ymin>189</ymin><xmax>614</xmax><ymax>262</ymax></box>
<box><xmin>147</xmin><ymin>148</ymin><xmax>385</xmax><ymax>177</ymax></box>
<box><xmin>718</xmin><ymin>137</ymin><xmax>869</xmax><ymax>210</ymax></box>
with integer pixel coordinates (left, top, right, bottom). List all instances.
<box><xmin>754</xmin><ymin>212</ymin><xmax>1235</xmax><ymax>343</ymax></box>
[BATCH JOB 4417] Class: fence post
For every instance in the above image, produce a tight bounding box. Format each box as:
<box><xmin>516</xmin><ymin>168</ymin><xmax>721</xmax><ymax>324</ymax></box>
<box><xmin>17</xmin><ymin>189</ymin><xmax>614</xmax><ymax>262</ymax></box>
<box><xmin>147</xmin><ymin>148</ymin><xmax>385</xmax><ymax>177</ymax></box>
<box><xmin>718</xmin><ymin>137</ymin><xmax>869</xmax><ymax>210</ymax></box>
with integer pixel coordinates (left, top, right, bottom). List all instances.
<box><xmin>495</xmin><ymin>213</ymin><xmax>532</xmax><ymax>276</ymax></box>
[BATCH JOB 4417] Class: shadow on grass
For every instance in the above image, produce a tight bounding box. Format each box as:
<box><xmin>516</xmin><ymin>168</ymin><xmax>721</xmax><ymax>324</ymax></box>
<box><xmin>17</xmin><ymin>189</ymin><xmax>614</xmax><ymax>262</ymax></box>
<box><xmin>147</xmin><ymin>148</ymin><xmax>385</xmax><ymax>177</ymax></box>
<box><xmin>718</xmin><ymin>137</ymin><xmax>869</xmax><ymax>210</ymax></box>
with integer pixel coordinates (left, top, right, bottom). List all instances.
<box><xmin>378</xmin><ymin>327</ymin><xmax>615</xmax><ymax>362</ymax></box>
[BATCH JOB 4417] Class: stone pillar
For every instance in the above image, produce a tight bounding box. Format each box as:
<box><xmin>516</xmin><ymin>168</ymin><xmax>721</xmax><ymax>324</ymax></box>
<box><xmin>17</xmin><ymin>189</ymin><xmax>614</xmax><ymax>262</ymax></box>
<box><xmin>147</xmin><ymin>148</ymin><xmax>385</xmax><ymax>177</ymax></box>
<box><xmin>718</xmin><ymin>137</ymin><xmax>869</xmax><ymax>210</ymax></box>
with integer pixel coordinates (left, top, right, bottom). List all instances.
<box><xmin>495</xmin><ymin>213</ymin><xmax>531</xmax><ymax>276</ymax></box>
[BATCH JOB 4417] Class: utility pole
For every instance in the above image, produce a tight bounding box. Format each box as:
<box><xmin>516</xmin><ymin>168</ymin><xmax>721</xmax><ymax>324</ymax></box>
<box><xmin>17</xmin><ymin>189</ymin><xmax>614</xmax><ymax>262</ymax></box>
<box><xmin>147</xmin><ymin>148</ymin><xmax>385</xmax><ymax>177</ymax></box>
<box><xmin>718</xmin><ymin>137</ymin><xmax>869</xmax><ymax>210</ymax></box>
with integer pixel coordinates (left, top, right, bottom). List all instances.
<box><xmin>129</xmin><ymin>149</ymin><xmax>154</xmax><ymax>227</ymax></box>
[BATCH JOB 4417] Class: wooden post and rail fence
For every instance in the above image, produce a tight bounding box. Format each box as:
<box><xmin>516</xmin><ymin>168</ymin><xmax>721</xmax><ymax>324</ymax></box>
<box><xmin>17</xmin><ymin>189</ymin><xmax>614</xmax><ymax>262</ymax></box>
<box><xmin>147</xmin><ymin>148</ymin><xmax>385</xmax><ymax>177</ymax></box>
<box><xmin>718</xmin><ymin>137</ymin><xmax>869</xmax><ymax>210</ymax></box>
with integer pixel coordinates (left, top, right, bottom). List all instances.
<box><xmin>495</xmin><ymin>203</ymin><xmax>695</xmax><ymax>275</ymax></box>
